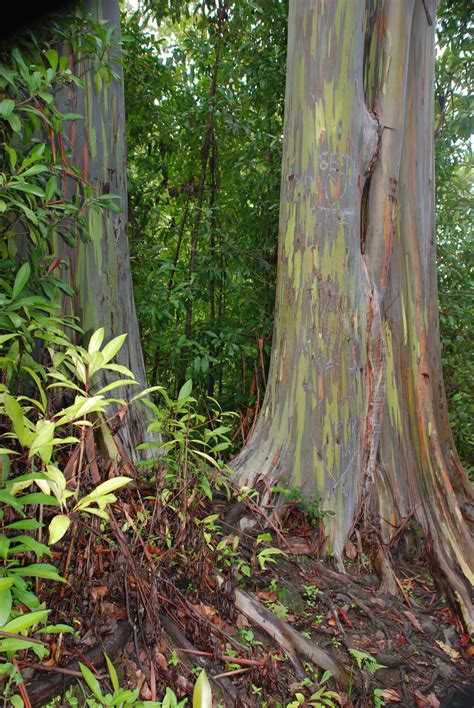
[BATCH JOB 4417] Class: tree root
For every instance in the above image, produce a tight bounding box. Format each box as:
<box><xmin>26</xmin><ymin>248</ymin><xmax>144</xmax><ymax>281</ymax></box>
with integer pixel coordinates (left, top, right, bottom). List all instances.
<box><xmin>24</xmin><ymin>620</ymin><xmax>132</xmax><ymax>706</ymax></box>
<box><xmin>160</xmin><ymin>614</ymin><xmax>239</xmax><ymax>705</ymax></box>
<box><xmin>215</xmin><ymin>576</ymin><xmax>350</xmax><ymax>687</ymax></box>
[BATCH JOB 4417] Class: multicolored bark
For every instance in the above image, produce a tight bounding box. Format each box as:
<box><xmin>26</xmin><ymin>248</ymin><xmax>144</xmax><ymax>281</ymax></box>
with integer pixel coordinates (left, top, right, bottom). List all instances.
<box><xmin>232</xmin><ymin>0</ymin><xmax>473</xmax><ymax>634</ymax></box>
<box><xmin>55</xmin><ymin>0</ymin><xmax>150</xmax><ymax>458</ymax></box>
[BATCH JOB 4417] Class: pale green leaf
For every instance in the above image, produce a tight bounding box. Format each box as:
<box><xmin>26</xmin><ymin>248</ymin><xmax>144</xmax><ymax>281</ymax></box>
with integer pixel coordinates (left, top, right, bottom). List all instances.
<box><xmin>0</xmin><ymin>608</ymin><xmax>49</xmax><ymax>633</ymax></box>
<box><xmin>0</xmin><ymin>588</ymin><xmax>12</xmax><ymax>626</ymax></box>
<box><xmin>48</xmin><ymin>515</ymin><xmax>71</xmax><ymax>545</ymax></box>
<box><xmin>95</xmin><ymin>379</ymin><xmax>138</xmax><ymax>395</ymax></box>
<box><xmin>12</xmin><ymin>263</ymin><xmax>31</xmax><ymax>299</ymax></box>
<box><xmin>178</xmin><ymin>379</ymin><xmax>193</xmax><ymax>401</ymax></box>
<box><xmin>101</xmin><ymin>334</ymin><xmax>127</xmax><ymax>364</ymax></box>
<box><xmin>193</xmin><ymin>669</ymin><xmax>212</xmax><ymax>708</ymax></box>
<box><xmin>88</xmin><ymin>328</ymin><xmax>105</xmax><ymax>355</ymax></box>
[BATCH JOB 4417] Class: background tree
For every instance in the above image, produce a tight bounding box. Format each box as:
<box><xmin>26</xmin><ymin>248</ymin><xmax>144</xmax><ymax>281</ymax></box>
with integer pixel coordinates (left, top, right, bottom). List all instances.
<box><xmin>123</xmin><ymin>0</ymin><xmax>472</xmax><ymax>472</ymax></box>
<box><xmin>230</xmin><ymin>0</ymin><xmax>473</xmax><ymax>633</ymax></box>
<box><xmin>56</xmin><ymin>0</ymin><xmax>151</xmax><ymax>457</ymax></box>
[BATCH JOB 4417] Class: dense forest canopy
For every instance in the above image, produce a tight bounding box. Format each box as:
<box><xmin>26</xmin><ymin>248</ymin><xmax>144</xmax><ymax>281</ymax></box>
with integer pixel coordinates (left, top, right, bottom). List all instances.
<box><xmin>0</xmin><ymin>0</ymin><xmax>472</xmax><ymax>706</ymax></box>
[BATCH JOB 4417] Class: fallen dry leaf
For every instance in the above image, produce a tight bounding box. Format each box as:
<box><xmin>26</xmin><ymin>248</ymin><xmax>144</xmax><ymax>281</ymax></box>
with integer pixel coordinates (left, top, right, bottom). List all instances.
<box><xmin>344</xmin><ymin>539</ymin><xmax>357</xmax><ymax>560</ymax></box>
<box><xmin>464</xmin><ymin>644</ymin><xmax>474</xmax><ymax>659</ymax></box>
<box><xmin>235</xmin><ymin>613</ymin><xmax>250</xmax><ymax>629</ymax></box>
<box><xmin>154</xmin><ymin>650</ymin><xmax>168</xmax><ymax>672</ymax></box>
<box><xmin>256</xmin><ymin>591</ymin><xmax>277</xmax><ymax>602</ymax></box>
<box><xmin>90</xmin><ymin>585</ymin><xmax>109</xmax><ymax>600</ymax></box>
<box><xmin>380</xmin><ymin>688</ymin><xmax>401</xmax><ymax>702</ymax></box>
<box><xmin>101</xmin><ymin>602</ymin><xmax>127</xmax><ymax>620</ymax></box>
<box><xmin>395</xmin><ymin>633</ymin><xmax>408</xmax><ymax>645</ymax></box>
<box><xmin>435</xmin><ymin>640</ymin><xmax>461</xmax><ymax>661</ymax></box>
<box><xmin>140</xmin><ymin>683</ymin><xmax>152</xmax><ymax>700</ymax></box>
<box><xmin>404</xmin><ymin>610</ymin><xmax>423</xmax><ymax>632</ymax></box>
<box><xmin>414</xmin><ymin>690</ymin><xmax>440</xmax><ymax>707</ymax></box>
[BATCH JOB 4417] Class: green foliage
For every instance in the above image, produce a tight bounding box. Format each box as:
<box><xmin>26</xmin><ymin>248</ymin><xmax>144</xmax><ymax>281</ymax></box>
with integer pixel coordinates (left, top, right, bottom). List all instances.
<box><xmin>0</xmin><ymin>21</ymin><xmax>141</xmax><ymax>701</ymax></box>
<box><xmin>435</xmin><ymin>1</ymin><xmax>473</xmax><ymax>471</ymax></box>
<box><xmin>287</xmin><ymin>670</ymin><xmax>339</xmax><ymax>708</ymax></box>
<box><xmin>0</xmin><ymin>325</ymin><xmax>137</xmax><ymax>701</ymax></box>
<box><xmin>123</xmin><ymin>1</ymin><xmax>288</xmax><ymax>413</ymax></box>
<box><xmin>75</xmin><ymin>654</ymin><xmax>211</xmax><ymax>707</ymax></box>
<box><xmin>349</xmin><ymin>649</ymin><xmax>386</xmax><ymax>675</ymax></box>
<box><xmin>273</xmin><ymin>483</ymin><xmax>335</xmax><ymax>527</ymax></box>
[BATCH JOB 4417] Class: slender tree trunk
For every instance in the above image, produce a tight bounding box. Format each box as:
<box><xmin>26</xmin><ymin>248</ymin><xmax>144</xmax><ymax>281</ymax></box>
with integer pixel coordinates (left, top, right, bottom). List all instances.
<box><xmin>231</xmin><ymin>0</ymin><xmax>473</xmax><ymax>634</ymax></box>
<box><xmin>55</xmin><ymin>0</ymin><xmax>151</xmax><ymax>459</ymax></box>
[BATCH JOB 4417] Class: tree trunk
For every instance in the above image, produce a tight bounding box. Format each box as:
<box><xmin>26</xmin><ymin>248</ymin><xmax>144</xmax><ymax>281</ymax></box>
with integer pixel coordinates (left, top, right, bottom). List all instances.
<box><xmin>55</xmin><ymin>0</ymin><xmax>151</xmax><ymax>459</ymax></box>
<box><xmin>231</xmin><ymin>0</ymin><xmax>473</xmax><ymax>635</ymax></box>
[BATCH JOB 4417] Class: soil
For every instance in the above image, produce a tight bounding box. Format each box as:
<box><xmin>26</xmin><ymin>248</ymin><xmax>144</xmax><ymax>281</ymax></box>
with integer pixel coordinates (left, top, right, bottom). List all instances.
<box><xmin>17</xmin><ymin>483</ymin><xmax>474</xmax><ymax>707</ymax></box>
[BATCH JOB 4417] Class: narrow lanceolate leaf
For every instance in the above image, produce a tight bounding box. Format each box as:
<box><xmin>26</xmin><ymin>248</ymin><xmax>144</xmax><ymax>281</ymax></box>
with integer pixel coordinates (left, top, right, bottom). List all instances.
<box><xmin>49</xmin><ymin>515</ymin><xmax>71</xmax><ymax>545</ymax></box>
<box><xmin>87</xmin><ymin>327</ymin><xmax>105</xmax><ymax>355</ymax></box>
<box><xmin>10</xmin><ymin>564</ymin><xmax>65</xmax><ymax>582</ymax></box>
<box><xmin>95</xmin><ymin>379</ymin><xmax>138</xmax><ymax>395</ymax></box>
<box><xmin>85</xmin><ymin>477</ymin><xmax>132</xmax><ymax>500</ymax></box>
<box><xmin>0</xmin><ymin>588</ymin><xmax>12</xmax><ymax>626</ymax></box>
<box><xmin>10</xmin><ymin>535</ymin><xmax>52</xmax><ymax>558</ymax></box>
<box><xmin>105</xmin><ymin>653</ymin><xmax>120</xmax><ymax>692</ymax></box>
<box><xmin>37</xmin><ymin>623</ymin><xmax>75</xmax><ymax>634</ymax></box>
<box><xmin>193</xmin><ymin>669</ymin><xmax>212</xmax><ymax>708</ymax></box>
<box><xmin>130</xmin><ymin>385</ymin><xmax>165</xmax><ymax>402</ymax></box>
<box><xmin>12</xmin><ymin>262</ymin><xmax>31</xmax><ymax>299</ymax></box>
<box><xmin>178</xmin><ymin>379</ymin><xmax>193</xmax><ymax>401</ymax></box>
<box><xmin>0</xmin><ymin>608</ymin><xmax>49</xmax><ymax>633</ymax></box>
<box><xmin>101</xmin><ymin>333</ymin><xmax>127</xmax><ymax>364</ymax></box>
<box><xmin>9</xmin><ymin>182</ymin><xmax>45</xmax><ymax>198</ymax></box>
<box><xmin>79</xmin><ymin>663</ymin><xmax>103</xmax><ymax>700</ymax></box>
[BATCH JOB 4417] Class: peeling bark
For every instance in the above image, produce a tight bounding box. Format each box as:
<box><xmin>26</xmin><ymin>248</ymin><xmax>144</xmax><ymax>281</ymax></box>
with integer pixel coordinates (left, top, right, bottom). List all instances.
<box><xmin>231</xmin><ymin>0</ymin><xmax>474</xmax><ymax>635</ymax></box>
<box><xmin>55</xmin><ymin>0</ymin><xmax>152</xmax><ymax>459</ymax></box>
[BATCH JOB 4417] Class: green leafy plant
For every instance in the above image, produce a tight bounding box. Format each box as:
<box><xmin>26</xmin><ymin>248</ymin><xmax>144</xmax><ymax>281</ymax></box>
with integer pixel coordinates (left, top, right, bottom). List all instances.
<box><xmin>74</xmin><ymin>655</ymin><xmax>213</xmax><ymax>707</ymax></box>
<box><xmin>255</xmin><ymin>533</ymin><xmax>287</xmax><ymax>571</ymax></box>
<box><xmin>302</xmin><ymin>584</ymin><xmax>324</xmax><ymax>605</ymax></box>
<box><xmin>349</xmin><ymin>649</ymin><xmax>386</xmax><ymax>675</ymax></box>
<box><xmin>287</xmin><ymin>671</ymin><xmax>339</xmax><ymax>708</ymax></box>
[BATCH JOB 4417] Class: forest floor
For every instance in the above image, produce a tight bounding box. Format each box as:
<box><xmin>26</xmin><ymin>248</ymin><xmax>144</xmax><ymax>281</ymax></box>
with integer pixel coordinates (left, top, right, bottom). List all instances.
<box><xmin>21</xmin><ymin>475</ymin><xmax>473</xmax><ymax>708</ymax></box>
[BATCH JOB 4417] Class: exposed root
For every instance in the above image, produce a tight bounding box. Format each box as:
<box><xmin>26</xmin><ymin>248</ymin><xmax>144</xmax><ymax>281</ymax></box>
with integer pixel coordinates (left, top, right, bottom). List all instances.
<box><xmin>161</xmin><ymin>614</ymin><xmax>239</xmax><ymax>705</ymax></box>
<box><xmin>25</xmin><ymin>621</ymin><xmax>132</xmax><ymax>706</ymax></box>
<box><xmin>372</xmin><ymin>543</ymin><xmax>398</xmax><ymax>596</ymax></box>
<box><xmin>216</xmin><ymin>576</ymin><xmax>350</xmax><ymax>687</ymax></box>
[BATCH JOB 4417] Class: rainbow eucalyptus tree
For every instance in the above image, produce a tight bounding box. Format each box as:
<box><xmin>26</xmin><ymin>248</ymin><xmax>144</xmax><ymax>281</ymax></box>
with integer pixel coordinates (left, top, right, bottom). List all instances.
<box><xmin>232</xmin><ymin>0</ymin><xmax>473</xmax><ymax>633</ymax></box>
<box><xmin>56</xmin><ymin>0</ymin><xmax>150</xmax><ymax>457</ymax></box>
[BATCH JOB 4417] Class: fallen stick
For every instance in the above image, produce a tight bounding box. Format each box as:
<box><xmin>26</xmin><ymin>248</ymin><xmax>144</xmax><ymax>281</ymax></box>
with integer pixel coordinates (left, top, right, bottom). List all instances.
<box><xmin>216</xmin><ymin>575</ymin><xmax>349</xmax><ymax>686</ymax></box>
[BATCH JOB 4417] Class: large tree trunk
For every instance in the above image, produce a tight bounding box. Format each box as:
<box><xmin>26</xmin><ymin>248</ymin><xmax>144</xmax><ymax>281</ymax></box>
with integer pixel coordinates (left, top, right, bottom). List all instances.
<box><xmin>55</xmin><ymin>0</ymin><xmax>151</xmax><ymax>459</ymax></box>
<box><xmin>232</xmin><ymin>0</ymin><xmax>473</xmax><ymax>634</ymax></box>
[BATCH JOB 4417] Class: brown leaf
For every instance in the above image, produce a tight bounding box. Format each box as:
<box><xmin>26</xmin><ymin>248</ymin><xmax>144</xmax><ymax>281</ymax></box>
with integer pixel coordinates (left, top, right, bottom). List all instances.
<box><xmin>235</xmin><ymin>613</ymin><xmax>250</xmax><ymax>629</ymax></box>
<box><xmin>256</xmin><ymin>591</ymin><xmax>277</xmax><ymax>602</ymax></box>
<box><xmin>465</xmin><ymin>644</ymin><xmax>474</xmax><ymax>659</ymax></box>
<box><xmin>90</xmin><ymin>585</ymin><xmax>109</xmax><ymax>601</ymax></box>
<box><xmin>154</xmin><ymin>651</ymin><xmax>168</xmax><ymax>672</ymax></box>
<box><xmin>380</xmin><ymin>688</ymin><xmax>401</xmax><ymax>702</ymax></box>
<box><xmin>101</xmin><ymin>602</ymin><xmax>127</xmax><ymax>620</ymax></box>
<box><xmin>140</xmin><ymin>683</ymin><xmax>152</xmax><ymax>700</ymax></box>
<box><xmin>395</xmin><ymin>633</ymin><xmax>408</xmax><ymax>645</ymax></box>
<box><xmin>435</xmin><ymin>640</ymin><xmax>461</xmax><ymax>661</ymax></box>
<box><xmin>404</xmin><ymin>610</ymin><xmax>423</xmax><ymax>632</ymax></box>
<box><xmin>344</xmin><ymin>540</ymin><xmax>357</xmax><ymax>560</ymax></box>
<box><xmin>414</xmin><ymin>690</ymin><xmax>440</xmax><ymax>707</ymax></box>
